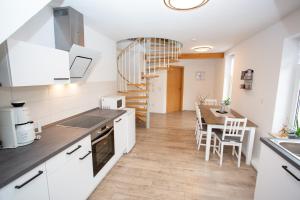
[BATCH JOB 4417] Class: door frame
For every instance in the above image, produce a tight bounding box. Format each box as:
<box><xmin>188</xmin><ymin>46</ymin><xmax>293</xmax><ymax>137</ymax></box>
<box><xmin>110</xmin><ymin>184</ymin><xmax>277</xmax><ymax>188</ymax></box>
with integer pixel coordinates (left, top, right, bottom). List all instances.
<box><xmin>166</xmin><ymin>66</ymin><xmax>184</xmax><ymax>112</ymax></box>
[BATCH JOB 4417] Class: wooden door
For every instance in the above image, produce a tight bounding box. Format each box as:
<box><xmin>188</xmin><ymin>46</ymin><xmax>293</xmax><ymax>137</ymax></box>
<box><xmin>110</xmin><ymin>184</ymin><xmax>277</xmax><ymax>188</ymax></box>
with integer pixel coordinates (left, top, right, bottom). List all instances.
<box><xmin>167</xmin><ymin>66</ymin><xmax>184</xmax><ymax>112</ymax></box>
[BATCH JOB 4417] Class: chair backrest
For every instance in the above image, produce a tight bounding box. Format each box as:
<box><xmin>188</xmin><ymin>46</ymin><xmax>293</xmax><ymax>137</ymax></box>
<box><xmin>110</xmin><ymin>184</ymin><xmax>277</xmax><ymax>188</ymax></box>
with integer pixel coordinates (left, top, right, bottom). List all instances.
<box><xmin>204</xmin><ymin>99</ymin><xmax>218</xmax><ymax>106</ymax></box>
<box><xmin>222</xmin><ymin>117</ymin><xmax>247</xmax><ymax>142</ymax></box>
<box><xmin>195</xmin><ymin>104</ymin><xmax>204</xmax><ymax>129</ymax></box>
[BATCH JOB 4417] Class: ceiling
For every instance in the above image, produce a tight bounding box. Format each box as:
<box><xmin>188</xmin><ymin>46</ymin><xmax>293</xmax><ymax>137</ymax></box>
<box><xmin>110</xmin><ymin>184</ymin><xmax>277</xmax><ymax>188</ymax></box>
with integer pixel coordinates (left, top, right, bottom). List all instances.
<box><xmin>57</xmin><ymin>0</ymin><xmax>300</xmax><ymax>53</ymax></box>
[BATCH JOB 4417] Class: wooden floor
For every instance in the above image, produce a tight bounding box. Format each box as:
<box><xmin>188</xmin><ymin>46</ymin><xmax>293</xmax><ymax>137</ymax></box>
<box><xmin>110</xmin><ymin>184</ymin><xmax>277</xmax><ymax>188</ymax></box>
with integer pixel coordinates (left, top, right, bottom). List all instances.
<box><xmin>89</xmin><ymin>111</ymin><xmax>257</xmax><ymax>200</ymax></box>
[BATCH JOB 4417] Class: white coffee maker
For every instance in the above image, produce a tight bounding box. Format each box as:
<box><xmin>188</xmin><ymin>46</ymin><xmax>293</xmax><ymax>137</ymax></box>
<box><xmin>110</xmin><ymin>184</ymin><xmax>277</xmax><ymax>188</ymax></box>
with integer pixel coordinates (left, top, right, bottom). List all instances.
<box><xmin>0</xmin><ymin>101</ymin><xmax>41</xmax><ymax>148</ymax></box>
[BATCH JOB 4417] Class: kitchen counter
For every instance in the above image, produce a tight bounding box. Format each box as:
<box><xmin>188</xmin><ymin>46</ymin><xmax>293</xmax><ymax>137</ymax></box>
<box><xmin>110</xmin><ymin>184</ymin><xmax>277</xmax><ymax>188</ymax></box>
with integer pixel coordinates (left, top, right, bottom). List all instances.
<box><xmin>0</xmin><ymin>108</ymin><xmax>126</xmax><ymax>189</ymax></box>
<box><xmin>260</xmin><ymin>137</ymin><xmax>300</xmax><ymax>170</ymax></box>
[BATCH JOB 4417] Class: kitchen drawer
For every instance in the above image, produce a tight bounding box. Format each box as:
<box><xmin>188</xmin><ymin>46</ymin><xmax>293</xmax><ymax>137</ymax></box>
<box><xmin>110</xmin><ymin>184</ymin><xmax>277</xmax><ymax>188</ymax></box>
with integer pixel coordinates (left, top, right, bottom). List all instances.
<box><xmin>254</xmin><ymin>143</ymin><xmax>300</xmax><ymax>200</ymax></box>
<box><xmin>46</xmin><ymin>135</ymin><xmax>91</xmax><ymax>173</ymax></box>
<box><xmin>0</xmin><ymin>163</ymin><xmax>49</xmax><ymax>200</ymax></box>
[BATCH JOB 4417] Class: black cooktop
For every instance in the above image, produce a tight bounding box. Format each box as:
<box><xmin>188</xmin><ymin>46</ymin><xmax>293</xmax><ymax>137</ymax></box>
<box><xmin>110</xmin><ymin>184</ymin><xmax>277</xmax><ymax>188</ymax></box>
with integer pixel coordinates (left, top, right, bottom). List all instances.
<box><xmin>58</xmin><ymin>115</ymin><xmax>107</xmax><ymax>129</ymax></box>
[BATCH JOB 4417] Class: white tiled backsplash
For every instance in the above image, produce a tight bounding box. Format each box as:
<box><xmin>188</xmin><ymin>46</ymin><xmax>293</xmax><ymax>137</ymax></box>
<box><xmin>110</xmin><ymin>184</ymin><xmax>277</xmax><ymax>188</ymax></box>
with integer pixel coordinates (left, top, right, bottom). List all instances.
<box><xmin>0</xmin><ymin>81</ymin><xmax>117</xmax><ymax>126</ymax></box>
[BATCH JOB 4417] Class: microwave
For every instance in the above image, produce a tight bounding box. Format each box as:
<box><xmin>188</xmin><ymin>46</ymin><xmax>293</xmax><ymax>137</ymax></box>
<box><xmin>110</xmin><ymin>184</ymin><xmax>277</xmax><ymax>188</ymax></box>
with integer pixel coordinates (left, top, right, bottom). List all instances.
<box><xmin>101</xmin><ymin>96</ymin><xmax>125</xmax><ymax>110</ymax></box>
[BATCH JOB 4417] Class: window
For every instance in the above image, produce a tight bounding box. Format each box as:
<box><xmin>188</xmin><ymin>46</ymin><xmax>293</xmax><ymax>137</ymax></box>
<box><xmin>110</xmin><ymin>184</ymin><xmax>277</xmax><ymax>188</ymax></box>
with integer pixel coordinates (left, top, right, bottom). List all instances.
<box><xmin>294</xmin><ymin>90</ymin><xmax>300</xmax><ymax>127</ymax></box>
<box><xmin>291</xmin><ymin>43</ymin><xmax>300</xmax><ymax>128</ymax></box>
<box><xmin>222</xmin><ymin>55</ymin><xmax>235</xmax><ymax>100</ymax></box>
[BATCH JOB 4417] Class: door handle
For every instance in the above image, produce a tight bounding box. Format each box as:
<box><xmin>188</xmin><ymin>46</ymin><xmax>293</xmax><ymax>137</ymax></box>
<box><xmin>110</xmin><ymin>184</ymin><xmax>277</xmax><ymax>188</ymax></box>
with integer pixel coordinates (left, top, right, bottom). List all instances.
<box><xmin>66</xmin><ymin>145</ymin><xmax>82</xmax><ymax>155</ymax></box>
<box><xmin>15</xmin><ymin>171</ymin><xmax>43</xmax><ymax>189</ymax></box>
<box><xmin>53</xmin><ymin>78</ymin><xmax>70</xmax><ymax>80</ymax></box>
<box><xmin>115</xmin><ymin>118</ymin><xmax>122</xmax><ymax>123</ymax></box>
<box><xmin>79</xmin><ymin>151</ymin><xmax>92</xmax><ymax>160</ymax></box>
<box><xmin>282</xmin><ymin>165</ymin><xmax>300</xmax><ymax>181</ymax></box>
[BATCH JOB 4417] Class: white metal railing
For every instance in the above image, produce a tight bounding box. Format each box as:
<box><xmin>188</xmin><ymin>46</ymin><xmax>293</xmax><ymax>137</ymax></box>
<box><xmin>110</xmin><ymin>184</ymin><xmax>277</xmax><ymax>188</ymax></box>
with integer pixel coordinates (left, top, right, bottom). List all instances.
<box><xmin>117</xmin><ymin>38</ymin><xmax>182</xmax><ymax>92</ymax></box>
<box><xmin>116</xmin><ymin>38</ymin><xmax>182</xmax><ymax>126</ymax></box>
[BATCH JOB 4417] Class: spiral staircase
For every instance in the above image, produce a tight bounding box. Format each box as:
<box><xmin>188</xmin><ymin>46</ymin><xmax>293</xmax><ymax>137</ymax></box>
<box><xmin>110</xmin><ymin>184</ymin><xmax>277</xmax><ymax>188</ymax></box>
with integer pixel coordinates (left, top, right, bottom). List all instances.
<box><xmin>117</xmin><ymin>38</ymin><xmax>183</xmax><ymax>128</ymax></box>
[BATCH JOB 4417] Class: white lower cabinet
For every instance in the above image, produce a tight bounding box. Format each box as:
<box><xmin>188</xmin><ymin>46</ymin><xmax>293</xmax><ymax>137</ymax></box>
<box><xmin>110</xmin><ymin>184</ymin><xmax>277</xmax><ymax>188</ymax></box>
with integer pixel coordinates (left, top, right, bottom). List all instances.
<box><xmin>114</xmin><ymin>115</ymin><xmax>127</xmax><ymax>159</ymax></box>
<box><xmin>0</xmin><ymin>164</ymin><xmax>49</xmax><ymax>200</ymax></box>
<box><xmin>0</xmin><ymin>113</ymin><xmax>135</xmax><ymax>200</ymax></box>
<box><xmin>254</xmin><ymin>143</ymin><xmax>300</xmax><ymax>200</ymax></box>
<box><xmin>46</xmin><ymin>136</ymin><xmax>93</xmax><ymax>200</ymax></box>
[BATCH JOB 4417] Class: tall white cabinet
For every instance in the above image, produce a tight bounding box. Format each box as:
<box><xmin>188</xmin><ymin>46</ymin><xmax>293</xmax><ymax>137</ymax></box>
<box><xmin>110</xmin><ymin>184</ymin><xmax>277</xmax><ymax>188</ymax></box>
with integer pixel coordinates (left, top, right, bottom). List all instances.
<box><xmin>114</xmin><ymin>115</ymin><xmax>128</xmax><ymax>158</ymax></box>
<box><xmin>124</xmin><ymin>108</ymin><xmax>136</xmax><ymax>153</ymax></box>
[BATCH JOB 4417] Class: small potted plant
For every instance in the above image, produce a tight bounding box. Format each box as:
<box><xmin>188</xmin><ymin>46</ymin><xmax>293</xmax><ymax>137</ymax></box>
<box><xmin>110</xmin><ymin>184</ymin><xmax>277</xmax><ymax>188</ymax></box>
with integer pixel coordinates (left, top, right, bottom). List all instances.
<box><xmin>220</xmin><ymin>97</ymin><xmax>231</xmax><ymax>113</ymax></box>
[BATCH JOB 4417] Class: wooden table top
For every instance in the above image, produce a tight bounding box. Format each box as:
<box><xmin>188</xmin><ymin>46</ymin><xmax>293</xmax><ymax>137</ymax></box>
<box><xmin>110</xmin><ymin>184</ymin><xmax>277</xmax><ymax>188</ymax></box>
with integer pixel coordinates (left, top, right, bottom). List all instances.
<box><xmin>199</xmin><ymin>105</ymin><xmax>258</xmax><ymax>128</ymax></box>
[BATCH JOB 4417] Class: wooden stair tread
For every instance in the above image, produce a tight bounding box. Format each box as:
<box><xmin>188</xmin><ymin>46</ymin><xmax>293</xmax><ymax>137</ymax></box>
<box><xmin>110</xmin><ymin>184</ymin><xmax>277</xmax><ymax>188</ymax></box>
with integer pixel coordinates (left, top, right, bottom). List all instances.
<box><xmin>126</xmin><ymin>96</ymin><xmax>148</xmax><ymax>100</ymax></box>
<box><xmin>119</xmin><ymin>90</ymin><xmax>148</xmax><ymax>93</ymax></box>
<box><xmin>129</xmin><ymin>107</ymin><xmax>147</xmax><ymax>111</ymax></box>
<box><xmin>127</xmin><ymin>83</ymin><xmax>147</xmax><ymax>87</ymax></box>
<box><xmin>127</xmin><ymin>105</ymin><xmax>147</xmax><ymax>109</ymax></box>
<box><xmin>142</xmin><ymin>74</ymin><xmax>160</xmax><ymax>78</ymax></box>
<box><xmin>146</xmin><ymin>67</ymin><xmax>168</xmax><ymax>71</ymax></box>
<box><xmin>136</xmin><ymin>111</ymin><xmax>147</xmax><ymax>115</ymax></box>
<box><xmin>126</xmin><ymin>102</ymin><xmax>148</xmax><ymax>105</ymax></box>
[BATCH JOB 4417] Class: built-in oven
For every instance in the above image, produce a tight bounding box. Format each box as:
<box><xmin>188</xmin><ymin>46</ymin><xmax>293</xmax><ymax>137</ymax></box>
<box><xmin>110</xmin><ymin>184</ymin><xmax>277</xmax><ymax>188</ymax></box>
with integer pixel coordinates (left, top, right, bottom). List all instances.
<box><xmin>91</xmin><ymin>121</ymin><xmax>114</xmax><ymax>176</ymax></box>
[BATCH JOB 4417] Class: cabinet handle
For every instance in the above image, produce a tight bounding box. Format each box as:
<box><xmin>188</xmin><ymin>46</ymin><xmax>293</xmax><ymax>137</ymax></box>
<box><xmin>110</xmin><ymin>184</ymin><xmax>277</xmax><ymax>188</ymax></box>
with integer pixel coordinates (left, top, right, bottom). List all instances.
<box><xmin>15</xmin><ymin>171</ymin><xmax>43</xmax><ymax>189</ymax></box>
<box><xmin>115</xmin><ymin>118</ymin><xmax>122</xmax><ymax>123</ymax></box>
<box><xmin>282</xmin><ymin>165</ymin><xmax>300</xmax><ymax>181</ymax></box>
<box><xmin>66</xmin><ymin>145</ymin><xmax>82</xmax><ymax>155</ymax></box>
<box><xmin>54</xmin><ymin>78</ymin><xmax>70</xmax><ymax>80</ymax></box>
<box><xmin>79</xmin><ymin>151</ymin><xmax>92</xmax><ymax>160</ymax></box>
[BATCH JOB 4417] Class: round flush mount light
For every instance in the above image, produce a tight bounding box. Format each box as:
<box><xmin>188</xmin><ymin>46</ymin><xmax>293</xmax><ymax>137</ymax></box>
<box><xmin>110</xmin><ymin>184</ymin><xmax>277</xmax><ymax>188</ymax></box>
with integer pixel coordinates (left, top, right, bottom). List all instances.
<box><xmin>164</xmin><ymin>0</ymin><xmax>210</xmax><ymax>11</ymax></box>
<box><xmin>191</xmin><ymin>45</ymin><xmax>213</xmax><ymax>52</ymax></box>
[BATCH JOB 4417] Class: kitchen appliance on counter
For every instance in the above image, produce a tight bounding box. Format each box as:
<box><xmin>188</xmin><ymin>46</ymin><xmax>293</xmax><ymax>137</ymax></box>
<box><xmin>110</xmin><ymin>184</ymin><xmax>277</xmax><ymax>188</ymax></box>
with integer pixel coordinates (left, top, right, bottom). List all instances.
<box><xmin>90</xmin><ymin>121</ymin><xmax>115</xmax><ymax>176</ymax></box>
<box><xmin>101</xmin><ymin>96</ymin><xmax>125</xmax><ymax>110</ymax></box>
<box><xmin>0</xmin><ymin>102</ymin><xmax>41</xmax><ymax>148</ymax></box>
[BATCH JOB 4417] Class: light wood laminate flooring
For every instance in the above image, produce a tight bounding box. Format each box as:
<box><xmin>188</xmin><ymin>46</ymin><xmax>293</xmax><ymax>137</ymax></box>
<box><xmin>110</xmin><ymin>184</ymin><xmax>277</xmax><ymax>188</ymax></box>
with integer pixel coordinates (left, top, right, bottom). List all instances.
<box><xmin>89</xmin><ymin>111</ymin><xmax>256</xmax><ymax>200</ymax></box>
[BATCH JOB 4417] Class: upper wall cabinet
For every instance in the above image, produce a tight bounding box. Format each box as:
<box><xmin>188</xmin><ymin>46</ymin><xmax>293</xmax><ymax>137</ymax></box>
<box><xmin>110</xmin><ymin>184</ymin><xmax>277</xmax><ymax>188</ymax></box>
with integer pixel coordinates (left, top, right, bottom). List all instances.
<box><xmin>0</xmin><ymin>39</ymin><xmax>70</xmax><ymax>87</ymax></box>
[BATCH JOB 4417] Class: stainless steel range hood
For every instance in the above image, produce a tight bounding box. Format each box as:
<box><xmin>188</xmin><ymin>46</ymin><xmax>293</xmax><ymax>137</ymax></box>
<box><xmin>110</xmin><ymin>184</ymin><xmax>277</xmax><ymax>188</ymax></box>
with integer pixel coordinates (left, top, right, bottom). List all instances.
<box><xmin>53</xmin><ymin>7</ymin><xmax>100</xmax><ymax>80</ymax></box>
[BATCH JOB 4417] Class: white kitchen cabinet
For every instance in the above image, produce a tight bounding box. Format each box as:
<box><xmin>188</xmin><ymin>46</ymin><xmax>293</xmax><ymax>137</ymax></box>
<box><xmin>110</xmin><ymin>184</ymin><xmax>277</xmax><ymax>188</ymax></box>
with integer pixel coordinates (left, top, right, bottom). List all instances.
<box><xmin>0</xmin><ymin>164</ymin><xmax>49</xmax><ymax>200</ymax></box>
<box><xmin>124</xmin><ymin>108</ymin><xmax>136</xmax><ymax>153</ymax></box>
<box><xmin>254</xmin><ymin>143</ymin><xmax>300</xmax><ymax>200</ymax></box>
<box><xmin>0</xmin><ymin>39</ymin><xmax>70</xmax><ymax>87</ymax></box>
<box><xmin>46</xmin><ymin>135</ymin><xmax>93</xmax><ymax>200</ymax></box>
<box><xmin>114</xmin><ymin>114</ymin><xmax>127</xmax><ymax>159</ymax></box>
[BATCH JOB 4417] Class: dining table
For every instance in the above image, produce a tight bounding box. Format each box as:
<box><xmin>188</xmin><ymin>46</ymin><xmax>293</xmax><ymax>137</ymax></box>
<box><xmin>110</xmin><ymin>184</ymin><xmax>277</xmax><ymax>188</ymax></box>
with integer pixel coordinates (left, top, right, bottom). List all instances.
<box><xmin>199</xmin><ymin>105</ymin><xmax>258</xmax><ymax>165</ymax></box>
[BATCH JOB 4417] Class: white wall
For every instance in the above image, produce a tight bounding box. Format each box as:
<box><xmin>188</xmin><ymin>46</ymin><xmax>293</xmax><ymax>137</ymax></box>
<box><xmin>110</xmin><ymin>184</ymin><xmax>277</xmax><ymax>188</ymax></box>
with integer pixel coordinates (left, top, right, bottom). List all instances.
<box><xmin>149</xmin><ymin>70</ymin><xmax>167</xmax><ymax>113</ymax></box>
<box><xmin>0</xmin><ymin>5</ymin><xmax>118</xmax><ymax>126</ymax></box>
<box><xmin>224</xmin><ymin>8</ymin><xmax>300</xmax><ymax>169</ymax></box>
<box><xmin>214</xmin><ymin>59</ymin><xmax>225</xmax><ymax>102</ymax></box>
<box><xmin>149</xmin><ymin>59</ymin><xmax>221</xmax><ymax>112</ymax></box>
<box><xmin>180</xmin><ymin>59</ymin><xmax>219</xmax><ymax>110</ymax></box>
<box><xmin>0</xmin><ymin>0</ymin><xmax>51</xmax><ymax>44</ymax></box>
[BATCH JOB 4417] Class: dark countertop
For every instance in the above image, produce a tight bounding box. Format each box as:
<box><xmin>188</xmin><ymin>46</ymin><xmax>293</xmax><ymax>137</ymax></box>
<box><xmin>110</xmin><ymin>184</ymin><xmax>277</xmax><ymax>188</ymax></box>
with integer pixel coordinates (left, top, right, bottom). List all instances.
<box><xmin>260</xmin><ymin>137</ymin><xmax>300</xmax><ymax>170</ymax></box>
<box><xmin>0</xmin><ymin>108</ymin><xmax>126</xmax><ymax>189</ymax></box>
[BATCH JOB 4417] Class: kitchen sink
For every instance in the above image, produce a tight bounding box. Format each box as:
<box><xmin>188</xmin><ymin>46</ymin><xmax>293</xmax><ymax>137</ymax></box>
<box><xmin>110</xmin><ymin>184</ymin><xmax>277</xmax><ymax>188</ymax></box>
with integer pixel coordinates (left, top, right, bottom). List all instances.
<box><xmin>271</xmin><ymin>139</ymin><xmax>300</xmax><ymax>160</ymax></box>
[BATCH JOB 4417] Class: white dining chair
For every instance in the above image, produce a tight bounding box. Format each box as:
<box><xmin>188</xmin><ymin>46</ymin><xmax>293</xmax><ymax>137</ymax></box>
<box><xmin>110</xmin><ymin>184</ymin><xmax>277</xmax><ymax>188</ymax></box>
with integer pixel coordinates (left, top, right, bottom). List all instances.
<box><xmin>195</xmin><ymin>104</ymin><xmax>215</xmax><ymax>150</ymax></box>
<box><xmin>204</xmin><ymin>99</ymin><xmax>218</xmax><ymax>106</ymax></box>
<box><xmin>194</xmin><ymin>102</ymin><xmax>200</xmax><ymax>136</ymax></box>
<box><xmin>213</xmin><ymin>117</ymin><xmax>247</xmax><ymax>167</ymax></box>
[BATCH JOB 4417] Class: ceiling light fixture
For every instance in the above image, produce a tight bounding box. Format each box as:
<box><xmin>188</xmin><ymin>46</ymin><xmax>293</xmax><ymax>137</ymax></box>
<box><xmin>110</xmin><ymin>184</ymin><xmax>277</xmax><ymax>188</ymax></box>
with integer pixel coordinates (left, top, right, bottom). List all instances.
<box><xmin>191</xmin><ymin>45</ymin><xmax>213</xmax><ymax>52</ymax></box>
<box><xmin>164</xmin><ymin>0</ymin><xmax>209</xmax><ymax>11</ymax></box>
